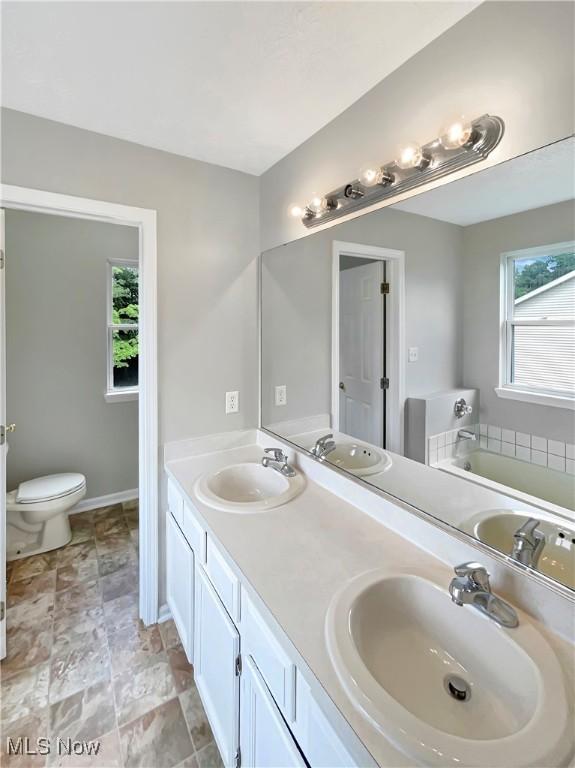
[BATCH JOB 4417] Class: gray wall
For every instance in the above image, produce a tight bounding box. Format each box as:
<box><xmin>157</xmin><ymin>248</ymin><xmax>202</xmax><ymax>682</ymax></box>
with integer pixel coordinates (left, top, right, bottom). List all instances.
<box><xmin>462</xmin><ymin>199</ymin><xmax>575</xmax><ymax>442</ymax></box>
<box><xmin>260</xmin><ymin>2</ymin><xmax>575</xmax><ymax>251</ymax></box>
<box><xmin>6</xmin><ymin>210</ymin><xmax>139</xmax><ymax>497</ymax></box>
<box><xmin>1</xmin><ymin>108</ymin><xmax>260</xmax><ymax>605</ymax></box>
<box><xmin>262</xmin><ymin>206</ymin><xmax>464</xmax><ymax>429</ymax></box>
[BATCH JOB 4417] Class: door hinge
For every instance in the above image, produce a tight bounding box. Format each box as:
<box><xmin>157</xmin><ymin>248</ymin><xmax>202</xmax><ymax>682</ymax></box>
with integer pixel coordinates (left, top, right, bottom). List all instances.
<box><xmin>0</xmin><ymin>601</ymin><xmax>4</xmax><ymax>622</ymax></box>
<box><xmin>0</xmin><ymin>426</ymin><xmax>4</xmax><ymax>446</ymax></box>
<box><xmin>234</xmin><ymin>747</ymin><xmax>241</xmax><ymax>768</ymax></box>
<box><xmin>0</xmin><ymin>249</ymin><xmax>4</xmax><ymax>269</ymax></box>
<box><xmin>380</xmin><ymin>377</ymin><xmax>390</xmax><ymax>390</ymax></box>
<box><xmin>380</xmin><ymin>281</ymin><xmax>389</xmax><ymax>294</ymax></box>
<box><xmin>235</xmin><ymin>654</ymin><xmax>242</xmax><ymax>676</ymax></box>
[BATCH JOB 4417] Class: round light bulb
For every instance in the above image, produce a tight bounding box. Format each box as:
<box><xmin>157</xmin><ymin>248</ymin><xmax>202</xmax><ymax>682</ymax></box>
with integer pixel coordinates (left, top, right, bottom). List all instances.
<box><xmin>359</xmin><ymin>165</ymin><xmax>381</xmax><ymax>187</ymax></box>
<box><xmin>288</xmin><ymin>203</ymin><xmax>303</xmax><ymax>218</ymax></box>
<box><xmin>440</xmin><ymin>116</ymin><xmax>474</xmax><ymax>149</ymax></box>
<box><xmin>396</xmin><ymin>142</ymin><xmax>424</xmax><ymax>170</ymax></box>
<box><xmin>308</xmin><ymin>196</ymin><xmax>327</xmax><ymax>214</ymax></box>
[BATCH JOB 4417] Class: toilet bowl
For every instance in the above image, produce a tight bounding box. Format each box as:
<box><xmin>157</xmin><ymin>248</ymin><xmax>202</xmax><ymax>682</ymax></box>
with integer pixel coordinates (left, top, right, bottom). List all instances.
<box><xmin>7</xmin><ymin>473</ymin><xmax>87</xmax><ymax>561</ymax></box>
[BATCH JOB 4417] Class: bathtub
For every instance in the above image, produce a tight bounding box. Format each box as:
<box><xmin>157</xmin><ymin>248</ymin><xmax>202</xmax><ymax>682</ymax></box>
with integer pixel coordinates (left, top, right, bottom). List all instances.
<box><xmin>437</xmin><ymin>449</ymin><xmax>575</xmax><ymax>519</ymax></box>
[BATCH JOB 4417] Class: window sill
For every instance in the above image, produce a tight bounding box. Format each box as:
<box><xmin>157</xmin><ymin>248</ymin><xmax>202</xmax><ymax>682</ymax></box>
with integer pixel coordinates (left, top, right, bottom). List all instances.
<box><xmin>494</xmin><ymin>387</ymin><xmax>575</xmax><ymax>410</ymax></box>
<box><xmin>104</xmin><ymin>389</ymin><xmax>139</xmax><ymax>403</ymax></box>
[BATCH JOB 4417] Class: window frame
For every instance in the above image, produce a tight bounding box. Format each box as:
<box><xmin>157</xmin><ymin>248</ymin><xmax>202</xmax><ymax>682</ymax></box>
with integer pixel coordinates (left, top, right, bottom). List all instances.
<box><xmin>497</xmin><ymin>242</ymin><xmax>575</xmax><ymax>410</ymax></box>
<box><xmin>105</xmin><ymin>257</ymin><xmax>139</xmax><ymax>402</ymax></box>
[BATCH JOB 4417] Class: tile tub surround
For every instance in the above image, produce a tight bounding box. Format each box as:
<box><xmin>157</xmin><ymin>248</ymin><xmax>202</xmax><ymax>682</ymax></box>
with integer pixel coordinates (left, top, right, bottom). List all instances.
<box><xmin>0</xmin><ymin>502</ymin><xmax>223</xmax><ymax>768</ymax></box>
<box><xmin>166</xmin><ymin>431</ymin><xmax>575</xmax><ymax>768</ymax></box>
<box><xmin>429</xmin><ymin>423</ymin><xmax>575</xmax><ymax>475</ymax></box>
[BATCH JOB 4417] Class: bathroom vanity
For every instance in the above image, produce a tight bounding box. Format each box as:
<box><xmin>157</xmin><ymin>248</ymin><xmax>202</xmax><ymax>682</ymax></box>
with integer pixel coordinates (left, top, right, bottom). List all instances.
<box><xmin>164</xmin><ymin>431</ymin><xmax>574</xmax><ymax>768</ymax></box>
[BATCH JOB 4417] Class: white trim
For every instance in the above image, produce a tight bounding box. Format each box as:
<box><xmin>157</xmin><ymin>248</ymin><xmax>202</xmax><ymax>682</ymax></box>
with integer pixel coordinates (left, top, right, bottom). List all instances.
<box><xmin>331</xmin><ymin>240</ymin><xmax>405</xmax><ymax>454</ymax></box>
<box><xmin>0</xmin><ymin>184</ymin><xmax>159</xmax><ymax>626</ymax></box>
<box><xmin>104</xmin><ymin>388</ymin><xmax>139</xmax><ymax>403</ymax></box>
<box><xmin>158</xmin><ymin>603</ymin><xmax>172</xmax><ymax>624</ymax></box>
<box><xmin>72</xmin><ymin>488</ymin><xmax>139</xmax><ymax>514</ymax></box>
<box><xmin>494</xmin><ymin>386</ymin><xmax>575</xmax><ymax>410</ymax></box>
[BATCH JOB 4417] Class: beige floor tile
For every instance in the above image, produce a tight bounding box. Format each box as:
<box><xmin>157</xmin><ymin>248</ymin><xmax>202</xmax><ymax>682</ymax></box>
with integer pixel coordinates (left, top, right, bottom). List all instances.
<box><xmin>49</xmin><ymin>632</ymin><xmax>110</xmax><ymax>705</ymax></box>
<box><xmin>107</xmin><ymin>621</ymin><xmax>163</xmax><ymax>677</ymax></box>
<box><xmin>175</xmin><ymin>755</ymin><xmax>199</xmax><ymax>768</ymax></box>
<box><xmin>46</xmin><ymin>728</ymin><xmax>122</xmax><ymax>768</ymax></box>
<box><xmin>0</xmin><ymin>708</ymin><xmax>49</xmax><ymax>768</ymax></box>
<box><xmin>102</xmin><ymin>593</ymin><xmax>139</xmax><ymax>635</ymax></box>
<box><xmin>7</xmin><ymin>571</ymin><xmax>56</xmax><ymax>609</ymax></box>
<box><xmin>113</xmin><ymin>652</ymin><xmax>177</xmax><ymax>726</ymax></box>
<box><xmin>54</xmin><ymin>582</ymin><xmax>102</xmax><ymax>621</ymax></box>
<box><xmin>56</xmin><ymin>543</ymin><xmax>96</xmax><ymax>570</ymax></box>
<box><xmin>2</xmin><ymin>619</ymin><xmax>53</xmax><ymax>680</ymax></box>
<box><xmin>179</xmin><ymin>688</ymin><xmax>213</xmax><ymax>753</ymax></box>
<box><xmin>100</xmin><ymin>565</ymin><xmax>138</xmax><ymax>604</ymax></box>
<box><xmin>1</xmin><ymin>662</ymin><xmax>50</xmax><ymax>725</ymax></box>
<box><xmin>49</xmin><ymin>681</ymin><xmax>116</xmax><ymax>744</ymax></box>
<box><xmin>119</xmin><ymin>697</ymin><xmax>193</xmax><ymax>768</ymax></box>
<box><xmin>92</xmin><ymin>505</ymin><xmax>123</xmax><ymax>521</ymax></box>
<box><xmin>68</xmin><ymin>513</ymin><xmax>94</xmax><ymax>546</ymax></box>
<box><xmin>195</xmin><ymin>742</ymin><xmax>223</xmax><ymax>768</ymax></box>
<box><xmin>56</xmin><ymin>560</ymin><xmax>99</xmax><ymax>593</ymax></box>
<box><xmin>158</xmin><ymin>620</ymin><xmax>181</xmax><ymax>651</ymax></box>
<box><xmin>94</xmin><ymin>516</ymin><xmax>129</xmax><ymax>541</ymax></box>
<box><xmin>52</xmin><ymin>607</ymin><xmax>105</xmax><ymax>656</ymax></box>
<box><xmin>122</xmin><ymin>499</ymin><xmax>139</xmax><ymax>514</ymax></box>
<box><xmin>11</xmin><ymin>553</ymin><xmax>58</xmax><ymax>584</ymax></box>
<box><xmin>167</xmin><ymin>646</ymin><xmax>194</xmax><ymax>694</ymax></box>
<box><xmin>123</xmin><ymin>509</ymin><xmax>139</xmax><ymax>531</ymax></box>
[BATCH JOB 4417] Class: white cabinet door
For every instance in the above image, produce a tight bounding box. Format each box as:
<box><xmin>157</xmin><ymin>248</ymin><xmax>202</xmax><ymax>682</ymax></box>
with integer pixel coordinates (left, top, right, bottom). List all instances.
<box><xmin>241</xmin><ymin>655</ymin><xmax>306</xmax><ymax>768</ymax></box>
<box><xmin>166</xmin><ymin>511</ymin><xmax>194</xmax><ymax>662</ymax></box>
<box><xmin>195</xmin><ymin>566</ymin><xmax>240</xmax><ymax>768</ymax></box>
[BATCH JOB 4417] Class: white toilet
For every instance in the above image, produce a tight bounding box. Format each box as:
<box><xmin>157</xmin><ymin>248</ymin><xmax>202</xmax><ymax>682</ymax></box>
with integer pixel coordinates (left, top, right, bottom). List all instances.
<box><xmin>7</xmin><ymin>473</ymin><xmax>87</xmax><ymax>561</ymax></box>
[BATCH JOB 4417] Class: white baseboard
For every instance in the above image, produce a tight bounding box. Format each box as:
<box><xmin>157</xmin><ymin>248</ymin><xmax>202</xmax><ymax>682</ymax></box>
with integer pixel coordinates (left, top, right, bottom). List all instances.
<box><xmin>157</xmin><ymin>603</ymin><xmax>172</xmax><ymax>624</ymax></box>
<box><xmin>72</xmin><ymin>488</ymin><xmax>138</xmax><ymax>514</ymax></box>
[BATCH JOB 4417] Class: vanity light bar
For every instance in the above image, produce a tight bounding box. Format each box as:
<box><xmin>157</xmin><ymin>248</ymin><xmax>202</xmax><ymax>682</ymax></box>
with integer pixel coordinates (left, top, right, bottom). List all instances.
<box><xmin>299</xmin><ymin>114</ymin><xmax>505</xmax><ymax>228</ymax></box>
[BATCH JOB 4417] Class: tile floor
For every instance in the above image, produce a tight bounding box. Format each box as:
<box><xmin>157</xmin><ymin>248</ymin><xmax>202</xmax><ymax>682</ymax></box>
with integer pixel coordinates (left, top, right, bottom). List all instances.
<box><xmin>1</xmin><ymin>501</ymin><xmax>223</xmax><ymax>768</ymax></box>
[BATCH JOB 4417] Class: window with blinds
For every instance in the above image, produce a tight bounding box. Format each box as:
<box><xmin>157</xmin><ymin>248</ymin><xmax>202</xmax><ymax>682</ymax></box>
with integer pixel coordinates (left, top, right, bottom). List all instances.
<box><xmin>502</xmin><ymin>243</ymin><xmax>575</xmax><ymax>398</ymax></box>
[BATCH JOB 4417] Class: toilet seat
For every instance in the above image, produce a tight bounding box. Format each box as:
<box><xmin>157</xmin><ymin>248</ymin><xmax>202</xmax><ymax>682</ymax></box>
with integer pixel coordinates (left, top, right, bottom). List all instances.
<box><xmin>16</xmin><ymin>473</ymin><xmax>86</xmax><ymax>504</ymax></box>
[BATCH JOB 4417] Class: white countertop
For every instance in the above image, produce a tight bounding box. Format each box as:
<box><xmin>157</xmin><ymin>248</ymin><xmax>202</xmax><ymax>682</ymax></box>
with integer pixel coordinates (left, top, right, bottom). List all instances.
<box><xmin>165</xmin><ymin>432</ymin><xmax>575</xmax><ymax>768</ymax></box>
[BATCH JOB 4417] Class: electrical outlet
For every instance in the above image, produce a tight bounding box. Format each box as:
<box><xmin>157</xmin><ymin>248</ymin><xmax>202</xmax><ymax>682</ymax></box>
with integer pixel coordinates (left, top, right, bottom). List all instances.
<box><xmin>408</xmin><ymin>347</ymin><xmax>419</xmax><ymax>363</ymax></box>
<box><xmin>275</xmin><ymin>385</ymin><xmax>287</xmax><ymax>406</ymax></box>
<box><xmin>225</xmin><ymin>390</ymin><xmax>239</xmax><ymax>414</ymax></box>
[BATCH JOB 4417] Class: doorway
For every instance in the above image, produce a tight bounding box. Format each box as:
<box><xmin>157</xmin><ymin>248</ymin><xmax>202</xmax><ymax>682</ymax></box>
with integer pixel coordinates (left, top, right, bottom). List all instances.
<box><xmin>0</xmin><ymin>186</ymin><xmax>158</xmax><ymax>660</ymax></box>
<box><xmin>331</xmin><ymin>240</ymin><xmax>405</xmax><ymax>455</ymax></box>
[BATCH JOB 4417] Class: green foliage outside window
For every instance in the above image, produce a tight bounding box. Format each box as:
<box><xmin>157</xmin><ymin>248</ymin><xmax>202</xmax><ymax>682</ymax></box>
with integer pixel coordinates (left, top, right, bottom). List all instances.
<box><xmin>514</xmin><ymin>252</ymin><xmax>575</xmax><ymax>300</ymax></box>
<box><xmin>112</xmin><ymin>266</ymin><xmax>139</xmax><ymax>369</ymax></box>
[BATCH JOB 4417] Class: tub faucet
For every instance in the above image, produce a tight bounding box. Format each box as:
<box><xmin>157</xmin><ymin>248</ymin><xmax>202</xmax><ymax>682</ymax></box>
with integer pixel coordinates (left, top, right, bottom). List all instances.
<box><xmin>311</xmin><ymin>434</ymin><xmax>336</xmax><ymax>460</ymax></box>
<box><xmin>262</xmin><ymin>448</ymin><xmax>296</xmax><ymax>477</ymax></box>
<box><xmin>449</xmin><ymin>562</ymin><xmax>519</xmax><ymax>628</ymax></box>
<box><xmin>512</xmin><ymin>518</ymin><xmax>545</xmax><ymax>568</ymax></box>
<box><xmin>458</xmin><ymin>429</ymin><xmax>476</xmax><ymax>442</ymax></box>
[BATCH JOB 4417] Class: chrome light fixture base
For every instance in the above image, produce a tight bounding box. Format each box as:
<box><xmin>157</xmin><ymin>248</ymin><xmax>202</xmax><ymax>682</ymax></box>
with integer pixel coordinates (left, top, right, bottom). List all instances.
<box><xmin>302</xmin><ymin>114</ymin><xmax>504</xmax><ymax>228</ymax></box>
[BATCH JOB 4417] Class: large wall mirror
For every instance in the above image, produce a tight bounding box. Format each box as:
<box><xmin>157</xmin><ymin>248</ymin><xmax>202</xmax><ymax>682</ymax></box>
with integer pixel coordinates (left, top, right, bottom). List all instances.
<box><xmin>261</xmin><ymin>137</ymin><xmax>575</xmax><ymax>592</ymax></box>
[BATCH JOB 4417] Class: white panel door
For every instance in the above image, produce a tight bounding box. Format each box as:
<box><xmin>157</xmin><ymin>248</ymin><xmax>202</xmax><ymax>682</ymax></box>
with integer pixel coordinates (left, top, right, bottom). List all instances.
<box><xmin>339</xmin><ymin>260</ymin><xmax>384</xmax><ymax>446</ymax></box>
<box><xmin>0</xmin><ymin>209</ymin><xmax>5</xmax><ymax>659</ymax></box>
<box><xmin>194</xmin><ymin>565</ymin><xmax>240</xmax><ymax>768</ymax></box>
<box><xmin>240</xmin><ymin>655</ymin><xmax>306</xmax><ymax>768</ymax></box>
<box><xmin>166</xmin><ymin>511</ymin><xmax>194</xmax><ymax>662</ymax></box>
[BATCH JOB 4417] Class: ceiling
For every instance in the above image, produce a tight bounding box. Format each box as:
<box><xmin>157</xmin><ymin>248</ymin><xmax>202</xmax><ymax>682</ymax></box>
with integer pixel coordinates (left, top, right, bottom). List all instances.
<box><xmin>394</xmin><ymin>138</ymin><xmax>575</xmax><ymax>226</ymax></box>
<box><xmin>1</xmin><ymin>1</ymin><xmax>478</xmax><ymax>175</ymax></box>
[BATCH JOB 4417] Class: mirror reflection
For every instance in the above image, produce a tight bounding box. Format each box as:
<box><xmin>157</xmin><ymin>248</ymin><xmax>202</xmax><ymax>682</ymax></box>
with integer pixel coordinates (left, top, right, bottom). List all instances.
<box><xmin>261</xmin><ymin>138</ymin><xmax>575</xmax><ymax>590</ymax></box>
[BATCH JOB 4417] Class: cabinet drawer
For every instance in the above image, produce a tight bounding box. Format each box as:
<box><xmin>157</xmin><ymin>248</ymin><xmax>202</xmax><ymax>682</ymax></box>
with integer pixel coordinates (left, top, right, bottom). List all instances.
<box><xmin>167</xmin><ymin>478</ymin><xmax>184</xmax><ymax>527</ymax></box>
<box><xmin>206</xmin><ymin>537</ymin><xmax>240</xmax><ymax>622</ymax></box>
<box><xmin>182</xmin><ymin>500</ymin><xmax>206</xmax><ymax>563</ymax></box>
<box><xmin>243</xmin><ymin>593</ymin><xmax>296</xmax><ymax>723</ymax></box>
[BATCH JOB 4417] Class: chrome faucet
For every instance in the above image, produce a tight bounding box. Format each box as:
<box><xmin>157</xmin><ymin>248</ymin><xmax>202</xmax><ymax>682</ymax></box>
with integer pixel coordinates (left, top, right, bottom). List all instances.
<box><xmin>512</xmin><ymin>518</ymin><xmax>545</xmax><ymax>568</ymax></box>
<box><xmin>454</xmin><ymin>398</ymin><xmax>473</xmax><ymax>419</ymax></box>
<box><xmin>449</xmin><ymin>562</ymin><xmax>519</xmax><ymax>628</ymax></box>
<box><xmin>261</xmin><ymin>448</ymin><xmax>296</xmax><ymax>477</ymax></box>
<box><xmin>311</xmin><ymin>434</ymin><xmax>336</xmax><ymax>461</ymax></box>
<box><xmin>458</xmin><ymin>429</ymin><xmax>476</xmax><ymax>442</ymax></box>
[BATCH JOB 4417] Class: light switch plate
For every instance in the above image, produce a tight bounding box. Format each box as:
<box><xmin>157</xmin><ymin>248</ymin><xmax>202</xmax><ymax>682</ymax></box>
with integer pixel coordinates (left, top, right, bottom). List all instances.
<box><xmin>225</xmin><ymin>391</ymin><xmax>239</xmax><ymax>414</ymax></box>
<box><xmin>275</xmin><ymin>385</ymin><xmax>287</xmax><ymax>406</ymax></box>
<box><xmin>408</xmin><ymin>347</ymin><xmax>419</xmax><ymax>363</ymax></box>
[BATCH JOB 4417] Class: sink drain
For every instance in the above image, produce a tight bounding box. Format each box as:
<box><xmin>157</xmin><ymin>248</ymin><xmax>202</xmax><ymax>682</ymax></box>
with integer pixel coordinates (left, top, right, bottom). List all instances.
<box><xmin>444</xmin><ymin>674</ymin><xmax>471</xmax><ymax>702</ymax></box>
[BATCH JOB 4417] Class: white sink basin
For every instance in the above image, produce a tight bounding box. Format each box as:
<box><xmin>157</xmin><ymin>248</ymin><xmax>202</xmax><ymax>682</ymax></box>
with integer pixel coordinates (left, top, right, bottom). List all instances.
<box><xmin>327</xmin><ymin>443</ymin><xmax>391</xmax><ymax>477</ymax></box>
<box><xmin>194</xmin><ymin>462</ymin><xmax>304</xmax><ymax>513</ymax></box>
<box><xmin>326</xmin><ymin>570</ymin><xmax>571</xmax><ymax>767</ymax></box>
<box><xmin>473</xmin><ymin>512</ymin><xmax>575</xmax><ymax>589</ymax></box>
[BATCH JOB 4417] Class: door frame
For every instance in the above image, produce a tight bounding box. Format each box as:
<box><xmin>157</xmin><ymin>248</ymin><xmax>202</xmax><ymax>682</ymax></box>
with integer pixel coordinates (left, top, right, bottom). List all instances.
<box><xmin>0</xmin><ymin>184</ymin><xmax>159</xmax><ymax>626</ymax></box>
<box><xmin>331</xmin><ymin>240</ymin><xmax>405</xmax><ymax>454</ymax></box>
